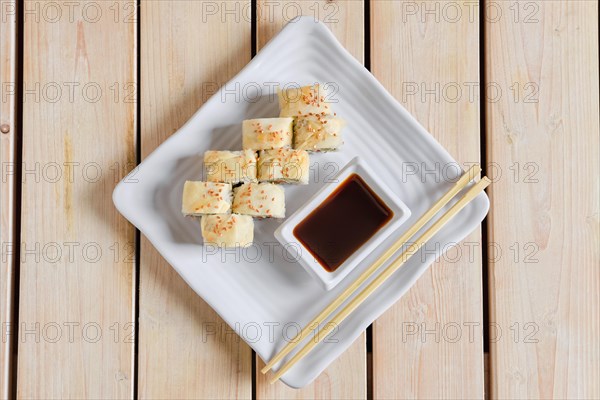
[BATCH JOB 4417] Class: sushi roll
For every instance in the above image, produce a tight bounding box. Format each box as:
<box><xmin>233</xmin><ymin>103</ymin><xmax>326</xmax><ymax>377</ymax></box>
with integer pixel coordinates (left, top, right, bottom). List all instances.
<box><xmin>181</xmin><ymin>181</ymin><xmax>232</xmax><ymax>216</ymax></box>
<box><xmin>257</xmin><ymin>148</ymin><xmax>310</xmax><ymax>184</ymax></box>
<box><xmin>201</xmin><ymin>214</ymin><xmax>254</xmax><ymax>248</ymax></box>
<box><xmin>232</xmin><ymin>182</ymin><xmax>285</xmax><ymax>218</ymax></box>
<box><xmin>293</xmin><ymin>114</ymin><xmax>345</xmax><ymax>152</ymax></box>
<box><xmin>242</xmin><ymin>118</ymin><xmax>293</xmax><ymax>150</ymax></box>
<box><xmin>204</xmin><ymin>150</ymin><xmax>258</xmax><ymax>184</ymax></box>
<box><xmin>278</xmin><ymin>84</ymin><xmax>333</xmax><ymax>118</ymax></box>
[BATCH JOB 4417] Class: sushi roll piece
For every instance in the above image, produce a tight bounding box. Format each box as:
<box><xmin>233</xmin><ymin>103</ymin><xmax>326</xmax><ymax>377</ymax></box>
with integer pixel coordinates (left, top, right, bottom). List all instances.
<box><xmin>181</xmin><ymin>181</ymin><xmax>232</xmax><ymax>216</ymax></box>
<box><xmin>242</xmin><ymin>118</ymin><xmax>293</xmax><ymax>150</ymax></box>
<box><xmin>204</xmin><ymin>150</ymin><xmax>258</xmax><ymax>184</ymax></box>
<box><xmin>294</xmin><ymin>114</ymin><xmax>345</xmax><ymax>152</ymax></box>
<box><xmin>201</xmin><ymin>214</ymin><xmax>254</xmax><ymax>248</ymax></box>
<box><xmin>232</xmin><ymin>182</ymin><xmax>285</xmax><ymax>218</ymax></box>
<box><xmin>278</xmin><ymin>84</ymin><xmax>333</xmax><ymax>118</ymax></box>
<box><xmin>257</xmin><ymin>148</ymin><xmax>310</xmax><ymax>184</ymax></box>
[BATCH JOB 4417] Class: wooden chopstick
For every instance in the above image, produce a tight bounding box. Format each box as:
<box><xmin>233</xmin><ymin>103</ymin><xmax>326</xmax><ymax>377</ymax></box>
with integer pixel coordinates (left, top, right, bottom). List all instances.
<box><xmin>269</xmin><ymin>175</ymin><xmax>491</xmax><ymax>383</ymax></box>
<box><xmin>261</xmin><ymin>164</ymin><xmax>482</xmax><ymax>375</ymax></box>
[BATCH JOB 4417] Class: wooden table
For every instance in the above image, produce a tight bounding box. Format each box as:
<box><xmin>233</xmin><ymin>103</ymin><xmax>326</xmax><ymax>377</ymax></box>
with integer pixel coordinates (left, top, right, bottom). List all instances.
<box><xmin>1</xmin><ymin>1</ymin><xmax>598</xmax><ymax>398</ymax></box>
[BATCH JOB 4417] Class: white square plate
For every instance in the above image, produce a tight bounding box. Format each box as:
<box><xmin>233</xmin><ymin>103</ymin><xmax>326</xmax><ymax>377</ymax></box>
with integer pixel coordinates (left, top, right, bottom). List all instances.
<box><xmin>275</xmin><ymin>156</ymin><xmax>412</xmax><ymax>290</ymax></box>
<box><xmin>113</xmin><ymin>17</ymin><xmax>489</xmax><ymax>388</ymax></box>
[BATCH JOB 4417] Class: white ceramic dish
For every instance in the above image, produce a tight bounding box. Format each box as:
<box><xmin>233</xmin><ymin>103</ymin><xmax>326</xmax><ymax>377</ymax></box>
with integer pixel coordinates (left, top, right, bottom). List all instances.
<box><xmin>275</xmin><ymin>157</ymin><xmax>411</xmax><ymax>290</ymax></box>
<box><xmin>113</xmin><ymin>17</ymin><xmax>489</xmax><ymax>388</ymax></box>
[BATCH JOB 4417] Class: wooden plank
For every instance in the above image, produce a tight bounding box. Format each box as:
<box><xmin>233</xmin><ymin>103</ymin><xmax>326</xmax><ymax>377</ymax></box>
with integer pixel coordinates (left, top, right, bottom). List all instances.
<box><xmin>485</xmin><ymin>1</ymin><xmax>599</xmax><ymax>398</ymax></box>
<box><xmin>138</xmin><ymin>2</ymin><xmax>252</xmax><ymax>398</ymax></box>
<box><xmin>371</xmin><ymin>1</ymin><xmax>484</xmax><ymax>398</ymax></box>
<box><xmin>17</xmin><ymin>1</ymin><xmax>137</xmax><ymax>397</ymax></box>
<box><xmin>257</xmin><ymin>0</ymin><xmax>364</xmax><ymax>63</ymax></box>
<box><xmin>0</xmin><ymin>1</ymin><xmax>17</xmax><ymax>398</ymax></box>
<box><xmin>255</xmin><ymin>1</ymin><xmax>367</xmax><ymax>398</ymax></box>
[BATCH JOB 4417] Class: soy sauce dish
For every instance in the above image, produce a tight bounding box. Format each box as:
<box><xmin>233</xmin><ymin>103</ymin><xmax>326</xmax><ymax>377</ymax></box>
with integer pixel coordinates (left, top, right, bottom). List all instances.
<box><xmin>275</xmin><ymin>157</ymin><xmax>411</xmax><ymax>290</ymax></box>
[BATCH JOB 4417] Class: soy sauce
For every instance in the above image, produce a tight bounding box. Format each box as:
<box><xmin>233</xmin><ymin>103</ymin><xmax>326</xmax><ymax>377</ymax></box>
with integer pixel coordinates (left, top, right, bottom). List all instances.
<box><xmin>293</xmin><ymin>173</ymin><xmax>393</xmax><ymax>272</ymax></box>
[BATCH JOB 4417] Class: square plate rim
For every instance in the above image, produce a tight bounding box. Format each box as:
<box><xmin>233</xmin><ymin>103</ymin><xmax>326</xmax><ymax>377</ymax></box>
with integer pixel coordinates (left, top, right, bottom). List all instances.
<box><xmin>112</xmin><ymin>16</ymin><xmax>490</xmax><ymax>388</ymax></box>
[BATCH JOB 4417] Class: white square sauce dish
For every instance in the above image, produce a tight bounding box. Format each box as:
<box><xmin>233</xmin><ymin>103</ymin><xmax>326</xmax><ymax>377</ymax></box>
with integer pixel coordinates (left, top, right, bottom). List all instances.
<box><xmin>275</xmin><ymin>157</ymin><xmax>411</xmax><ymax>290</ymax></box>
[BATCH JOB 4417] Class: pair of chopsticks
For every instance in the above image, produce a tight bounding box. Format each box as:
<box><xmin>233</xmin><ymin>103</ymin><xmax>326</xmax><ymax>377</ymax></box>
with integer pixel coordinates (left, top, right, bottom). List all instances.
<box><xmin>263</xmin><ymin>165</ymin><xmax>490</xmax><ymax>383</ymax></box>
